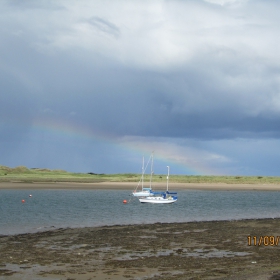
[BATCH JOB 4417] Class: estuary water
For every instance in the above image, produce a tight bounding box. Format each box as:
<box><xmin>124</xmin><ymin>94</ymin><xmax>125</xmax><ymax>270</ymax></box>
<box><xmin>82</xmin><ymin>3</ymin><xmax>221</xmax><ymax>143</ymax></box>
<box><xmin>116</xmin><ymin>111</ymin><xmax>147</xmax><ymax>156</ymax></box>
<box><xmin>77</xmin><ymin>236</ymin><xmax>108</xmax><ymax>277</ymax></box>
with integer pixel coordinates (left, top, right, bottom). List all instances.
<box><xmin>1</xmin><ymin>189</ymin><xmax>280</xmax><ymax>235</ymax></box>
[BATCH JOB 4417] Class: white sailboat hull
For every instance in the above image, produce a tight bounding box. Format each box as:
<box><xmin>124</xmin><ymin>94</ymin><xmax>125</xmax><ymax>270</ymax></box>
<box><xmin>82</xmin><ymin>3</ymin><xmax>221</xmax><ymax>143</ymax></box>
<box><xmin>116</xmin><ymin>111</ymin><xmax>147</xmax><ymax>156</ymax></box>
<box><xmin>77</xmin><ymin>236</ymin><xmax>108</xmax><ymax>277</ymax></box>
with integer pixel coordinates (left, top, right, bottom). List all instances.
<box><xmin>132</xmin><ymin>191</ymin><xmax>154</xmax><ymax>197</ymax></box>
<box><xmin>139</xmin><ymin>196</ymin><xmax>177</xmax><ymax>204</ymax></box>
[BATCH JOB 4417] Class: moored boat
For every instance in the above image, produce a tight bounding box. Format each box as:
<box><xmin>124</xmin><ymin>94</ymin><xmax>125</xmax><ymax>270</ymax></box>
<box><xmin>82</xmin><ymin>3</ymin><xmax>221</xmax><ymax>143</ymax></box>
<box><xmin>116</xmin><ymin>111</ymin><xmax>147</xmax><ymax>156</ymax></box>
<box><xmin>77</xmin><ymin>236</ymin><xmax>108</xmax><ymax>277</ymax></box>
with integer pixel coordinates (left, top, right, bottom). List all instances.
<box><xmin>139</xmin><ymin>191</ymin><xmax>177</xmax><ymax>203</ymax></box>
<box><xmin>132</xmin><ymin>153</ymin><xmax>154</xmax><ymax>197</ymax></box>
<box><xmin>138</xmin><ymin>166</ymin><xmax>178</xmax><ymax>204</ymax></box>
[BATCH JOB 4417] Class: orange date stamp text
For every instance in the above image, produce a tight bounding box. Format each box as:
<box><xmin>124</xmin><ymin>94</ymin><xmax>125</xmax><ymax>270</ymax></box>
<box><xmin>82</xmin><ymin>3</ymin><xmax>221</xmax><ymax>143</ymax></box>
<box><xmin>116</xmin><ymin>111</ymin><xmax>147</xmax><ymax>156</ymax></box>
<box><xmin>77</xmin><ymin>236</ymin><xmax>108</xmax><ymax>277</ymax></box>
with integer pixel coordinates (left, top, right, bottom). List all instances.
<box><xmin>247</xmin><ymin>236</ymin><xmax>280</xmax><ymax>246</ymax></box>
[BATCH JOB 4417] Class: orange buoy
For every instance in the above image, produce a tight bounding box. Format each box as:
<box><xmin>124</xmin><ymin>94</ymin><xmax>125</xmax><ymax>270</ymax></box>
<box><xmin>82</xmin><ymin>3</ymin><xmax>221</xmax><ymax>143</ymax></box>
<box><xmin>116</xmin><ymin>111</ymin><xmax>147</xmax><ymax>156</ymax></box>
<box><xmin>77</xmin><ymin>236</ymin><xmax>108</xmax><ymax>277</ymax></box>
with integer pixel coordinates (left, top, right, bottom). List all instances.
<box><xmin>21</xmin><ymin>199</ymin><xmax>25</xmax><ymax>203</ymax></box>
<box><xmin>123</xmin><ymin>199</ymin><xmax>127</xmax><ymax>204</ymax></box>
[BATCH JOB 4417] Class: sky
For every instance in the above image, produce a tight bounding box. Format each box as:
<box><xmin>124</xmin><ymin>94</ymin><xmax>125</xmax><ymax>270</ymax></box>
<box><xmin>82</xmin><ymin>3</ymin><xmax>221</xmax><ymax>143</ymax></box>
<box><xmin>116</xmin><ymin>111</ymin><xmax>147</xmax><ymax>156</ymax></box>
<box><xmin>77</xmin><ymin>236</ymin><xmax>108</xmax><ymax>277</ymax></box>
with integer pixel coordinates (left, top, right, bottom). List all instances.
<box><xmin>1</xmin><ymin>0</ymin><xmax>280</xmax><ymax>176</ymax></box>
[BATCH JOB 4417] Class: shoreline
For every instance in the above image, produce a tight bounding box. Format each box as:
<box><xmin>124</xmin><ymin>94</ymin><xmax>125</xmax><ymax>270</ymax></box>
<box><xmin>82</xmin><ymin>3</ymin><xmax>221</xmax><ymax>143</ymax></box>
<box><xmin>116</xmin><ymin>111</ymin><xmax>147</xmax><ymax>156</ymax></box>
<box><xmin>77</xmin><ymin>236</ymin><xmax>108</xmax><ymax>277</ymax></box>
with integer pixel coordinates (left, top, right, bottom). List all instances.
<box><xmin>1</xmin><ymin>181</ymin><xmax>280</xmax><ymax>190</ymax></box>
<box><xmin>1</xmin><ymin>218</ymin><xmax>280</xmax><ymax>279</ymax></box>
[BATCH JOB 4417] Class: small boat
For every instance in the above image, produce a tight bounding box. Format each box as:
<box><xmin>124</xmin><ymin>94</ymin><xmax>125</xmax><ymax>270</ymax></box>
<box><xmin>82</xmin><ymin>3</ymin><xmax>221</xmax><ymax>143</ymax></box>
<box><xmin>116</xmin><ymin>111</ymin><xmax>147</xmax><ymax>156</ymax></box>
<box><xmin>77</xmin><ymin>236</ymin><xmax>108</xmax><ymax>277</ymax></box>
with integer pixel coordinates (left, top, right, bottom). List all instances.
<box><xmin>132</xmin><ymin>153</ymin><xmax>154</xmax><ymax>197</ymax></box>
<box><xmin>132</xmin><ymin>187</ymin><xmax>154</xmax><ymax>197</ymax></box>
<box><xmin>138</xmin><ymin>192</ymin><xmax>178</xmax><ymax>204</ymax></box>
<box><xmin>139</xmin><ymin>166</ymin><xmax>178</xmax><ymax>204</ymax></box>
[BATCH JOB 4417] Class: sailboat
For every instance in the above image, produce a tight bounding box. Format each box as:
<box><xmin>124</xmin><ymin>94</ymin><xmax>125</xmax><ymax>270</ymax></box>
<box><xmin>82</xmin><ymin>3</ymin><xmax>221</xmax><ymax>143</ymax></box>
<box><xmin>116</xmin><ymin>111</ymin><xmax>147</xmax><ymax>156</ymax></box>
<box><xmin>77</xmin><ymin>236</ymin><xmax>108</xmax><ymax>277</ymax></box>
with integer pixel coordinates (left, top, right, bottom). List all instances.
<box><xmin>138</xmin><ymin>166</ymin><xmax>178</xmax><ymax>204</ymax></box>
<box><xmin>132</xmin><ymin>153</ymin><xmax>154</xmax><ymax>197</ymax></box>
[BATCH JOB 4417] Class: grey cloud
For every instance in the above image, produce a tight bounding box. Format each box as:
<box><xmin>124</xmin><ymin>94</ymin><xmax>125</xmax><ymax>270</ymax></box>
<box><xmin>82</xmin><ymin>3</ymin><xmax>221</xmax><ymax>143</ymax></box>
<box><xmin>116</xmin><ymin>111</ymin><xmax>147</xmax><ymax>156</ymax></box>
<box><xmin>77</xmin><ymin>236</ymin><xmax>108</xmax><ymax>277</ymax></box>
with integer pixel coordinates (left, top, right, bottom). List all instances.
<box><xmin>46</xmin><ymin>63</ymin><xmax>280</xmax><ymax>140</ymax></box>
<box><xmin>87</xmin><ymin>16</ymin><xmax>120</xmax><ymax>38</ymax></box>
<box><xmin>2</xmin><ymin>29</ymin><xmax>279</xmax><ymax>141</ymax></box>
<box><xmin>1</xmin><ymin>0</ymin><xmax>280</xmax><ymax>175</ymax></box>
<box><xmin>6</xmin><ymin>0</ymin><xmax>64</xmax><ymax>10</ymax></box>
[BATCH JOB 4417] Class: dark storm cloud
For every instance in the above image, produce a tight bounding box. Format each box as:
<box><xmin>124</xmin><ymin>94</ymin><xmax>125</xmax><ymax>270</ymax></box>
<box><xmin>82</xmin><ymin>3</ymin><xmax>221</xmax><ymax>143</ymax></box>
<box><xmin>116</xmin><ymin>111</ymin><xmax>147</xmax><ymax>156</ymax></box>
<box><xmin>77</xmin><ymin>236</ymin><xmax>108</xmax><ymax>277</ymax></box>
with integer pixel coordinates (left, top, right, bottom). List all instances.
<box><xmin>63</xmin><ymin>56</ymin><xmax>280</xmax><ymax>140</ymax></box>
<box><xmin>1</xmin><ymin>33</ymin><xmax>279</xmax><ymax>142</ymax></box>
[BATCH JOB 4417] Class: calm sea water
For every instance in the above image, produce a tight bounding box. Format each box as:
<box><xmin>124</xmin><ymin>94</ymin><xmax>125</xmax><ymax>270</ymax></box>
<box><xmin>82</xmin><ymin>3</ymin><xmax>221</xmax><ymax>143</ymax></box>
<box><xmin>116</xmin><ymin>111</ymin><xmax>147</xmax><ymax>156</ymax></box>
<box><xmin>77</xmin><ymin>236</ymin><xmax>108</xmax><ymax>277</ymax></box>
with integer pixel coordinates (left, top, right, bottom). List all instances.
<box><xmin>1</xmin><ymin>189</ymin><xmax>280</xmax><ymax>235</ymax></box>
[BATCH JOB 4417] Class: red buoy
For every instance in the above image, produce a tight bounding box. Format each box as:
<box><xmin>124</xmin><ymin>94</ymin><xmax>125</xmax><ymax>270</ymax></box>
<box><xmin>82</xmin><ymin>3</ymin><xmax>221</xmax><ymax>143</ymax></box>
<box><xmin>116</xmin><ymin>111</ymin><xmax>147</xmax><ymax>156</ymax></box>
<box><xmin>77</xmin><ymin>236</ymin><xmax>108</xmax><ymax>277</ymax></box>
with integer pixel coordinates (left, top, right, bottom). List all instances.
<box><xmin>21</xmin><ymin>199</ymin><xmax>25</xmax><ymax>203</ymax></box>
<box><xmin>123</xmin><ymin>199</ymin><xmax>127</xmax><ymax>204</ymax></box>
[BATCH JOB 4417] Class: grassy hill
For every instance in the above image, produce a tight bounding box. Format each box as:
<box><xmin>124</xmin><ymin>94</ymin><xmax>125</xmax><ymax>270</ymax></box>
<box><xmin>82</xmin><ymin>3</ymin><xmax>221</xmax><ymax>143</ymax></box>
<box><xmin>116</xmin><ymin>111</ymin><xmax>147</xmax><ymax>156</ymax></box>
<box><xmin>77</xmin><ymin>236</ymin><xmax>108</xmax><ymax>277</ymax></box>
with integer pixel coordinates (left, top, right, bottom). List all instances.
<box><xmin>1</xmin><ymin>165</ymin><xmax>280</xmax><ymax>184</ymax></box>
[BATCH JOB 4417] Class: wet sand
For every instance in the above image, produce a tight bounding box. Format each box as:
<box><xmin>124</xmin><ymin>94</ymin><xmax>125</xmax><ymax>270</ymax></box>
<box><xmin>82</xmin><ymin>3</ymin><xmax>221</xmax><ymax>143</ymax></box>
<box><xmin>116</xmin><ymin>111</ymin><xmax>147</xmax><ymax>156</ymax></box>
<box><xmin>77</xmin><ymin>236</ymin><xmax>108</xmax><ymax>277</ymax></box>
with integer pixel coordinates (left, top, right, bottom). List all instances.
<box><xmin>1</xmin><ymin>218</ymin><xmax>280</xmax><ymax>279</ymax></box>
<box><xmin>1</xmin><ymin>181</ymin><xmax>280</xmax><ymax>191</ymax></box>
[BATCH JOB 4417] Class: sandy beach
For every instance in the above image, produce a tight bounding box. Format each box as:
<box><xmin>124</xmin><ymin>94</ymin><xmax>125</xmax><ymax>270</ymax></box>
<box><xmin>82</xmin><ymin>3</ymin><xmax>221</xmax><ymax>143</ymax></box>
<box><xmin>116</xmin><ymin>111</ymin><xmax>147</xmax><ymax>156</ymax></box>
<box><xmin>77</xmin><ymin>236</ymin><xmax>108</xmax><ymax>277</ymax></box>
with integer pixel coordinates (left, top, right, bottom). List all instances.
<box><xmin>1</xmin><ymin>181</ymin><xmax>280</xmax><ymax>191</ymax></box>
<box><xmin>1</xmin><ymin>218</ymin><xmax>280</xmax><ymax>279</ymax></box>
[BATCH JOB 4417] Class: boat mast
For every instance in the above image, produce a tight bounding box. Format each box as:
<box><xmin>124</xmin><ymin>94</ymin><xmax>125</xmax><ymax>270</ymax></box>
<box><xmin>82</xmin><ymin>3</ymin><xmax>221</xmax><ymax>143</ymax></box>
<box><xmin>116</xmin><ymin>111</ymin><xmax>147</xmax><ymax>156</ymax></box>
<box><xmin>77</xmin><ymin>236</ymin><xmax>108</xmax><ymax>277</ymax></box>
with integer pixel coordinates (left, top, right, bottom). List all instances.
<box><xmin>149</xmin><ymin>152</ymin><xmax>154</xmax><ymax>189</ymax></box>
<box><xmin>166</xmin><ymin>166</ymin><xmax>169</xmax><ymax>191</ymax></box>
<box><xmin>141</xmin><ymin>156</ymin><xmax>144</xmax><ymax>191</ymax></box>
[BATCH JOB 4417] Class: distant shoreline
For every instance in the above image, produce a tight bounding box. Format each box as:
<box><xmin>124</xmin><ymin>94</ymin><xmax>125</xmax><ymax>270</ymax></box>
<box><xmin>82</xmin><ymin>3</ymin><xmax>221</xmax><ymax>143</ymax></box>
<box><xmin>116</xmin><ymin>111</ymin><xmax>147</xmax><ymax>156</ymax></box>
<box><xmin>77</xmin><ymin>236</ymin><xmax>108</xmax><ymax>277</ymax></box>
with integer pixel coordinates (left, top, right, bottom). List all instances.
<box><xmin>1</xmin><ymin>181</ymin><xmax>280</xmax><ymax>191</ymax></box>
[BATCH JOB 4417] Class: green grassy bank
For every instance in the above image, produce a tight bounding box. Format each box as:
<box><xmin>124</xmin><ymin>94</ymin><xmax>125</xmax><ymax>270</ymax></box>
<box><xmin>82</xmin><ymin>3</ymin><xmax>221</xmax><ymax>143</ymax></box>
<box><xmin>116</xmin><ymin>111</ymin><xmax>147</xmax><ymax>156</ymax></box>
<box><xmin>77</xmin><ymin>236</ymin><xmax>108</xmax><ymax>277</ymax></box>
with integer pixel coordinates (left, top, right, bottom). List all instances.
<box><xmin>1</xmin><ymin>165</ymin><xmax>280</xmax><ymax>184</ymax></box>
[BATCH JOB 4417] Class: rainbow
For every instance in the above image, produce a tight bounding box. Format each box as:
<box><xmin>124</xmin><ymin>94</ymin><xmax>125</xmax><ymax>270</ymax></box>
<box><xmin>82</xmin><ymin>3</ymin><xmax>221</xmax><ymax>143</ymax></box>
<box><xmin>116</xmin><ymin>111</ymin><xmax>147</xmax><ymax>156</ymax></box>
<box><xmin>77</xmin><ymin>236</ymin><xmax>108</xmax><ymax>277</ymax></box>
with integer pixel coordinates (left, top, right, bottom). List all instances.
<box><xmin>2</xmin><ymin>118</ymin><xmax>223</xmax><ymax>175</ymax></box>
